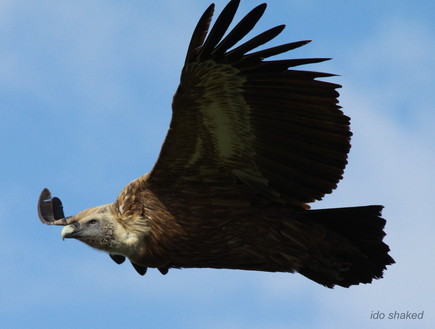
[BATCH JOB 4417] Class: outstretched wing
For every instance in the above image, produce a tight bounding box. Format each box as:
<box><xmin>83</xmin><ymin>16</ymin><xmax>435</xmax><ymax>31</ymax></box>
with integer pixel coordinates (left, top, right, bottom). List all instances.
<box><xmin>148</xmin><ymin>0</ymin><xmax>350</xmax><ymax>208</ymax></box>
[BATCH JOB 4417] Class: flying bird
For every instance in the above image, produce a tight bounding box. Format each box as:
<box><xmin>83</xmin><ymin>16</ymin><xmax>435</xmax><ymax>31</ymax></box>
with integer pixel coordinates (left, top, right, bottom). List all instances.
<box><xmin>38</xmin><ymin>0</ymin><xmax>394</xmax><ymax>288</ymax></box>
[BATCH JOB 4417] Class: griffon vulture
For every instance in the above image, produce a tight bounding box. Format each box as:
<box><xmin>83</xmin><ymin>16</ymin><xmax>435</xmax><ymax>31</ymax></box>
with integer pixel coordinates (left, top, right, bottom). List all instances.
<box><xmin>38</xmin><ymin>0</ymin><xmax>394</xmax><ymax>288</ymax></box>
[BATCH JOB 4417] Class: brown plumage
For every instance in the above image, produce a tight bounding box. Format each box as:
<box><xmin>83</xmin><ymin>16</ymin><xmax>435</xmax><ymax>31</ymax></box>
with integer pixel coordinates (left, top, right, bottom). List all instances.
<box><xmin>37</xmin><ymin>0</ymin><xmax>394</xmax><ymax>288</ymax></box>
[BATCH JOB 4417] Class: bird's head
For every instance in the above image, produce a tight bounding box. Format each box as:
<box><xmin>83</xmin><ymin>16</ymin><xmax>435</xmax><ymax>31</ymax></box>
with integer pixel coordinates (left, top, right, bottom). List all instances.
<box><xmin>37</xmin><ymin>188</ymin><xmax>119</xmax><ymax>252</ymax></box>
<box><xmin>60</xmin><ymin>205</ymin><xmax>117</xmax><ymax>250</ymax></box>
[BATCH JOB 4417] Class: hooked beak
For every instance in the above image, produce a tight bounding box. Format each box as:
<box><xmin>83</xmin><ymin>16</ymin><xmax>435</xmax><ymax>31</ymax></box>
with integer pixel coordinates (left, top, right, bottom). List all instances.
<box><xmin>61</xmin><ymin>224</ymin><xmax>80</xmax><ymax>240</ymax></box>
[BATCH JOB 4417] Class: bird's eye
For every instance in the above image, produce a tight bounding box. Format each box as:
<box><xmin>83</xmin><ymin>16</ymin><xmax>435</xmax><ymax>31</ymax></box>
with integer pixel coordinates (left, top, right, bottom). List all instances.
<box><xmin>88</xmin><ymin>219</ymin><xmax>98</xmax><ymax>226</ymax></box>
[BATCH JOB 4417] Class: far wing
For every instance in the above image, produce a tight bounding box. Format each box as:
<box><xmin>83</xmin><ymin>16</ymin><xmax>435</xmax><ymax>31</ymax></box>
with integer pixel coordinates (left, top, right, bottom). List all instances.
<box><xmin>148</xmin><ymin>0</ymin><xmax>350</xmax><ymax>208</ymax></box>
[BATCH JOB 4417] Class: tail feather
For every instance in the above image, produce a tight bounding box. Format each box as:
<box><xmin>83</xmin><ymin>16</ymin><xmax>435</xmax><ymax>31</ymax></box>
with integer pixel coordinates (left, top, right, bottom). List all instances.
<box><xmin>296</xmin><ymin>205</ymin><xmax>394</xmax><ymax>288</ymax></box>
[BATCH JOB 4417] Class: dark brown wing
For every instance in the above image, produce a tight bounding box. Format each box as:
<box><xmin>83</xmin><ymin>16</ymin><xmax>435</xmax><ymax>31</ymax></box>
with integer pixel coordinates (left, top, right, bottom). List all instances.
<box><xmin>148</xmin><ymin>0</ymin><xmax>350</xmax><ymax>208</ymax></box>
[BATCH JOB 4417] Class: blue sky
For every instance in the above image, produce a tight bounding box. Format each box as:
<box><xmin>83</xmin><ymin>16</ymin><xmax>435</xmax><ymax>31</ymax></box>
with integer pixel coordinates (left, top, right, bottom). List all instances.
<box><xmin>1</xmin><ymin>0</ymin><xmax>434</xmax><ymax>328</ymax></box>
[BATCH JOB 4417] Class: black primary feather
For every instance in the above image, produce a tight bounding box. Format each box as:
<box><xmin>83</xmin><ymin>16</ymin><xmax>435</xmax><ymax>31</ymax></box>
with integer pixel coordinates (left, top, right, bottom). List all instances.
<box><xmin>185</xmin><ymin>3</ymin><xmax>215</xmax><ymax>64</ymax></box>
<box><xmin>212</xmin><ymin>3</ymin><xmax>267</xmax><ymax>58</ymax></box>
<box><xmin>226</xmin><ymin>25</ymin><xmax>286</xmax><ymax>61</ymax></box>
<box><xmin>198</xmin><ymin>0</ymin><xmax>240</xmax><ymax>60</ymax></box>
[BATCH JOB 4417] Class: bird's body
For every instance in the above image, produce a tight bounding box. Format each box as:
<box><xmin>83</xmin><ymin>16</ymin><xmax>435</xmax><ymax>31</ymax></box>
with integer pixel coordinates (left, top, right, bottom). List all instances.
<box><xmin>38</xmin><ymin>0</ymin><xmax>394</xmax><ymax>288</ymax></box>
<box><xmin>125</xmin><ymin>175</ymin><xmax>393</xmax><ymax>286</ymax></box>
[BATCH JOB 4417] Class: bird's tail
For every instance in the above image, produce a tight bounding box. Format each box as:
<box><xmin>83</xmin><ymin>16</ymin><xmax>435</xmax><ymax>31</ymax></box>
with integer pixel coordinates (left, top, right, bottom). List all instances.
<box><xmin>294</xmin><ymin>205</ymin><xmax>395</xmax><ymax>288</ymax></box>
